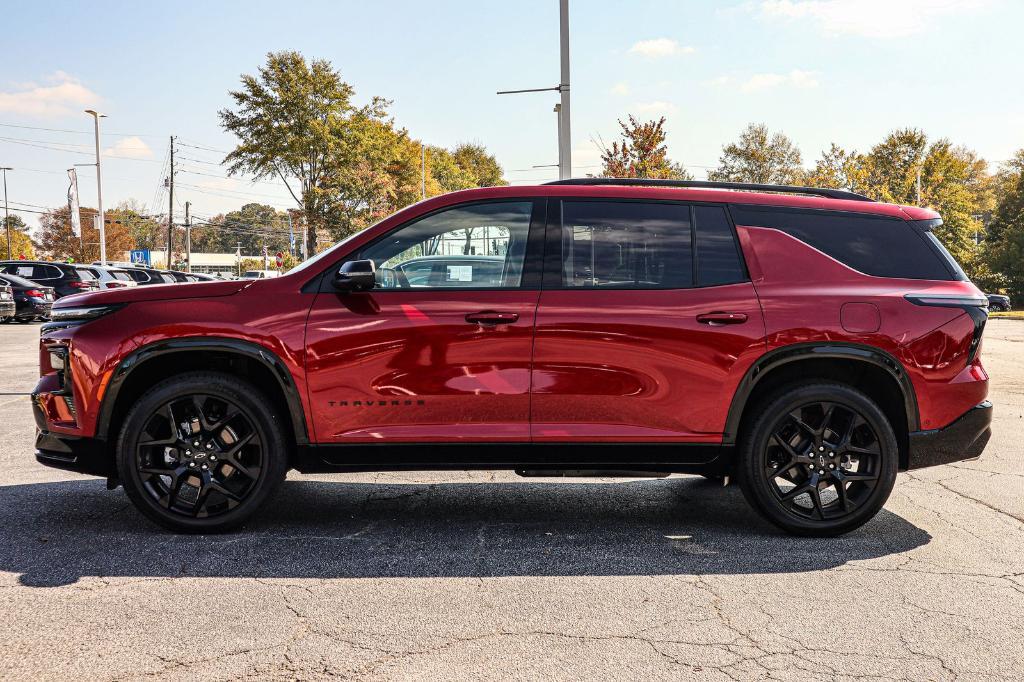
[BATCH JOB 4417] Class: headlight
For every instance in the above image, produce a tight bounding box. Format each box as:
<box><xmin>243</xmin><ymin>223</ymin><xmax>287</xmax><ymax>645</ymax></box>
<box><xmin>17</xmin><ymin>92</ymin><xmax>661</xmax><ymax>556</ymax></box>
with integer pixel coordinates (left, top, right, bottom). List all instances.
<box><xmin>48</xmin><ymin>304</ymin><xmax>124</xmax><ymax>322</ymax></box>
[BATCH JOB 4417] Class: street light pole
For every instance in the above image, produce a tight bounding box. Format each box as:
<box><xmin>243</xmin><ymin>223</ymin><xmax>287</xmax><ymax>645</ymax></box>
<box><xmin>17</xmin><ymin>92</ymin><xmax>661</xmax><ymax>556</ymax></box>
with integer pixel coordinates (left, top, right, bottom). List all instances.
<box><xmin>84</xmin><ymin>110</ymin><xmax>107</xmax><ymax>265</ymax></box>
<box><xmin>497</xmin><ymin>0</ymin><xmax>572</xmax><ymax>180</ymax></box>
<box><xmin>558</xmin><ymin>0</ymin><xmax>571</xmax><ymax>179</ymax></box>
<box><xmin>1</xmin><ymin>167</ymin><xmax>11</xmax><ymax>259</ymax></box>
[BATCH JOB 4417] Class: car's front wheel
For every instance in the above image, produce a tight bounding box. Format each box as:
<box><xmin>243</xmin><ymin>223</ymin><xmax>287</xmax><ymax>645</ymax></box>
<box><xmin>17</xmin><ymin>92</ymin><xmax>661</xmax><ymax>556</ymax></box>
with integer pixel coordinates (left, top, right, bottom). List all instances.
<box><xmin>116</xmin><ymin>372</ymin><xmax>288</xmax><ymax>532</ymax></box>
<box><xmin>736</xmin><ymin>382</ymin><xmax>898</xmax><ymax>537</ymax></box>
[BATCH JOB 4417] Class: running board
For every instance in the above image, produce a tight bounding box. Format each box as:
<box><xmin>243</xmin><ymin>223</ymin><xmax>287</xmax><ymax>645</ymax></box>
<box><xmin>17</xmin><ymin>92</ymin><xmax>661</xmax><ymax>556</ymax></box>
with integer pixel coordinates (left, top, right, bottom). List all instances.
<box><xmin>515</xmin><ymin>470</ymin><xmax>671</xmax><ymax>478</ymax></box>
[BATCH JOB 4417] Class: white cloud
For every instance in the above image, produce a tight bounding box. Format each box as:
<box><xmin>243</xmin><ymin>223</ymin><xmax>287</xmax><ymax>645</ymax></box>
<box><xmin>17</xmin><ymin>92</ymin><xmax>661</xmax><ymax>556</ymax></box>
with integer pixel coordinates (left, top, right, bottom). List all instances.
<box><xmin>0</xmin><ymin>72</ymin><xmax>101</xmax><ymax>117</ymax></box>
<box><xmin>633</xmin><ymin>100</ymin><xmax>678</xmax><ymax>115</ymax></box>
<box><xmin>741</xmin><ymin>69</ymin><xmax>819</xmax><ymax>91</ymax></box>
<box><xmin>104</xmin><ymin>136</ymin><xmax>153</xmax><ymax>159</ymax></box>
<box><xmin>755</xmin><ymin>0</ymin><xmax>990</xmax><ymax>38</ymax></box>
<box><xmin>627</xmin><ymin>38</ymin><xmax>696</xmax><ymax>58</ymax></box>
<box><xmin>609</xmin><ymin>82</ymin><xmax>631</xmax><ymax>96</ymax></box>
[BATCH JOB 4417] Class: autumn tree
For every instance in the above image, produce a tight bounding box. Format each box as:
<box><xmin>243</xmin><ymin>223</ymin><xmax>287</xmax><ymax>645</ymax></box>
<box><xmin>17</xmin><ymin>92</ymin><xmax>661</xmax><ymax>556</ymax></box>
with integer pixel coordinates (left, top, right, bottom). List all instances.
<box><xmin>709</xmin><ymin>123</ymin><xmax>803</xmax><ymax>184</ymax></box>
<box><xmin>190</xmin><ymin>203</ymin><xmax>292</xmax><ymax>256</ymax></box>
<box><xmin>36</xmin><ymin>206</ymin><xmax>134</xmax><ymax>262</ymax></box>
<box><xmin>600</xmin><ymin>116</ymin><xmax>691</xmax><ymax>180</ymax></box>
<box><xmin>1</xmin><ymin>215</ymin><xmax>35</xmax><ymax>259</ymax></box>
<box><xmin>805</xmin><ymin>144</ymin><xmax>868</xmax><ymax>192</ymax></box>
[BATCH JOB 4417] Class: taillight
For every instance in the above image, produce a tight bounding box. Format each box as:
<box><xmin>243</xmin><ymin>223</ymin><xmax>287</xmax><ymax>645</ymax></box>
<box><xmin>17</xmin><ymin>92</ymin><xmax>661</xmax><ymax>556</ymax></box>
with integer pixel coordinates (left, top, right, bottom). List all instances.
<box><xmin>105</xmin><ymin>281</ymin><xmax>128</xmax><ymax>288</ymax></box>
<box><xmin>25</xmin><ymin>289</ymin><xmax>43</xmax><ymax>297</ymax></box>
<box><xmin>905</xmin><ymin>294</ymin><xmax>988</xmax><ymax>365</ymax></box>
<box><xmin>68</xmin><ymin>281</ymin><xmax>92</xmax><ymax>289</ymax></box>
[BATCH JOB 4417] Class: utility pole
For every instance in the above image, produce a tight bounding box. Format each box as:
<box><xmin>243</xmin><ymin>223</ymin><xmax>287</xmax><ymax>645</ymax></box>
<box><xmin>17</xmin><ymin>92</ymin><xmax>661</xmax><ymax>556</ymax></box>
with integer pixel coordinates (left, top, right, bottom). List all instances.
<box><xmin>184</xmin><ymin>201</ymin><xmax>191</xmax><ymax>273</ymax></box>
<box><xmin>496</xmin><ymin>0</ymin><xmax>571</xmax><ymax>179</ymax></box>
<box><xmin>302</xmin><ymin>220</ymin><xmax>308</xmax><ymax>261</ymax></box>
<box><xmin>236</xmin><ymin>242</ymin><xmax>242</xmax><ymax>278</ymax></box>
<box><xmin>1</xmin><ymin>167</ymin><xmax>11</xmax><ymax>259</ymax></box>
<box><xmin>916</xmin><ymin>168</ymin><xmax>922</xmax><ymax>205</ymax></box>
<box><xmin>421</xmin><ymin>143</ymin><xmax>427</xmax><ymax>200</ymax></box>
<box><xmin>287</xmin><ymin>212</ymin><xmax>294</xmax><ymax>256</ymax></box>
<box><xmin>167</xmin><ymin>136</ymin><xmax>175</xmax><ymax>269</ymax></box>
<box><xmin>85</xmin><ymin>110</ymin><xmax>107</xmax><ymax>265</ymax></box>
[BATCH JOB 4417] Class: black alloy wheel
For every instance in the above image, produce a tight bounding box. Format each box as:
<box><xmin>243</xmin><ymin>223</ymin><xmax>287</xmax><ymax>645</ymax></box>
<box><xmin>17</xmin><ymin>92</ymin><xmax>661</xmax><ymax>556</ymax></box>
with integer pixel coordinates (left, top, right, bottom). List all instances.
<box><xmin>117</xmin><ymin>372</ymin><xmax>287</xmax><ymax>532</ymax></box>
<box><xmin>737</xmin><ymin>382</ymin><xmax>898</xmax><ymax>536</ymax></box>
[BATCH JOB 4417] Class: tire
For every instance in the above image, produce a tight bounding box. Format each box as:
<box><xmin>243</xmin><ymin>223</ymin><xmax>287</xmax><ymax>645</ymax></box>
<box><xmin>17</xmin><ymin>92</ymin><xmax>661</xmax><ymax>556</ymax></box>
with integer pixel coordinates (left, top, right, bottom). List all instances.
<box><xmin>736</xmin><ymin>382</ymin><xmax>898</xmax><ymax>537</ymax></box>
<box><xmin>116</xmin><ymin>371</ymin><xmax>289</xmax><ymax>533</ymax></box>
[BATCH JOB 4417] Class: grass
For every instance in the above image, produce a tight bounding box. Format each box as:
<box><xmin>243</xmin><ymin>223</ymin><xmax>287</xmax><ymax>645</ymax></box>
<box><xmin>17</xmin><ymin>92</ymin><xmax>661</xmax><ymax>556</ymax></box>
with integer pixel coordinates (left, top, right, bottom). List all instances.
<box><xmin>990</xmin><ymin>310</ymin><xmax>1024</xmax><ymax>320</ymax></box>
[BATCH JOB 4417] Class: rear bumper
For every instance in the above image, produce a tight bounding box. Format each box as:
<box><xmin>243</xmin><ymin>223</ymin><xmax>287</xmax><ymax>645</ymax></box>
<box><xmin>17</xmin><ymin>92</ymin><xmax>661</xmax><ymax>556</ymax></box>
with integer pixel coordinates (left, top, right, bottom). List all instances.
<box><xmin>906</xmin><ymin>401</ymin><xmax>992</xmax><ymax>470</ymax></box>
<box><xmin>0</xmin><ymin>301</ymin><xmax>14</xmax><ymax>317</ymax></box>
<box><xmin>18</xmin><ymin>298</ymin><xmax>52</xmax><ymax>318</ymax></box>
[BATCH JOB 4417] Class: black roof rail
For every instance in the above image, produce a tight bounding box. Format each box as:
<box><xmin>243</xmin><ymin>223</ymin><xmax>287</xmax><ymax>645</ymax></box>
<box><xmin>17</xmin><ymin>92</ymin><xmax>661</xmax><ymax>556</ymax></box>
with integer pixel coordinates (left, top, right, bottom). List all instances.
<box><xmin>544</xmin><ymin>178</ymin><xmax>874</xmax><ymax>202</ymax></box>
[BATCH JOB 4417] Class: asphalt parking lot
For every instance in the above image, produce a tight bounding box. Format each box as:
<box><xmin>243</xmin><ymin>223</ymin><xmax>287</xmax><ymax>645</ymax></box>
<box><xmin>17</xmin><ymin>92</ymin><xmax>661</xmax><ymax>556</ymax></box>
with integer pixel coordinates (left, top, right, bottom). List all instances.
<box><xmin>0</xmin><ymin>321</ymin><xmax>1022</xmax><ymax>680</ymax></box>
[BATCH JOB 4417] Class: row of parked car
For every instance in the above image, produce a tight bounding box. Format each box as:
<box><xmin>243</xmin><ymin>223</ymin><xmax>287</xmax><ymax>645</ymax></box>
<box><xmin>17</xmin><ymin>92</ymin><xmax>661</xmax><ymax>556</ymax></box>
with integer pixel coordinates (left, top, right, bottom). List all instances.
<box><xmin>0</xmin><ymin>260</ymin><xmax>219</xmax><ymax>323</ymax></box>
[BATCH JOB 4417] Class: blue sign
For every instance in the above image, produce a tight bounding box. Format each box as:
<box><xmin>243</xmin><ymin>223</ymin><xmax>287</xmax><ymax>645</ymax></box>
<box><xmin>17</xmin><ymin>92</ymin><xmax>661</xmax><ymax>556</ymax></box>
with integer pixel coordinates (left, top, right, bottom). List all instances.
<box><xmin>130</xmin><ymin>249</ymin><xmax>151</xmax><ymax>266</ymax></box>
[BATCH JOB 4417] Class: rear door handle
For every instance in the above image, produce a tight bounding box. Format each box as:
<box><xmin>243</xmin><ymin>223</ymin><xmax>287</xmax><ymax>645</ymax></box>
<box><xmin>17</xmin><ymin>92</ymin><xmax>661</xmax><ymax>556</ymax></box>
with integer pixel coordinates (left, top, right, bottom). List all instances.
<box><xmin>466</xmin><ymin>311</ymin><xmax>520</xmax><ymax>325</ymax></box>
<box><xmin>696</xmin><ymin>311</ymin><xmax>748</xmax><ymax>326</ymax></box>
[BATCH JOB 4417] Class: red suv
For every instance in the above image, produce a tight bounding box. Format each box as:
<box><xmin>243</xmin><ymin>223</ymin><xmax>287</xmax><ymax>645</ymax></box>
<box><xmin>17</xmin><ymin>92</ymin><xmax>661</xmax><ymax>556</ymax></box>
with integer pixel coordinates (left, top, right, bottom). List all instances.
<box><xmin>32</xmin><ymin>180</ymin><xmax>992</xmax><ymax>536</ymax></box>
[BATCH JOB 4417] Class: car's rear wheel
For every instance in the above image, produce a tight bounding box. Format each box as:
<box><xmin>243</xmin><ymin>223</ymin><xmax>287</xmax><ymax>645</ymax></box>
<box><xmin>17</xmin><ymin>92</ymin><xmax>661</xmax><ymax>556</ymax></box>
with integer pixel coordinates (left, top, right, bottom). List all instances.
<box><xmin>116</xmin><ymin>372</ymin><xmax>288</xmax><ymax>532</ymax></box>
<box><xmin>736</xmin><ymin>382</ymin><xmax>898</xmax><ymax>537</ymax></box>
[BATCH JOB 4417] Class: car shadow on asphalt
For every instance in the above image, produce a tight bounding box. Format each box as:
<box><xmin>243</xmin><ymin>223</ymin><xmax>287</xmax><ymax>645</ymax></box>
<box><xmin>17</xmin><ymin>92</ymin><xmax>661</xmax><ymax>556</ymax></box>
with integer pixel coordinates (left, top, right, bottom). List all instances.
<box><xmin>0</xmin><ymin>477</ymin><xmax>931</xmax><ymax>586</ymax></box>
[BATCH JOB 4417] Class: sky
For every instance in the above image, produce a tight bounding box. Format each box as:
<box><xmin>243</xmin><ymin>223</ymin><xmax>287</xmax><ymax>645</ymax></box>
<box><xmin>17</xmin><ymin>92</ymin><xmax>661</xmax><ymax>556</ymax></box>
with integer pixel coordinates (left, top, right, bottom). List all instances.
<box><xmin>1</xmin><ymin>0</ymin><xmax>1022</xmax><ymax>232</ymax></box>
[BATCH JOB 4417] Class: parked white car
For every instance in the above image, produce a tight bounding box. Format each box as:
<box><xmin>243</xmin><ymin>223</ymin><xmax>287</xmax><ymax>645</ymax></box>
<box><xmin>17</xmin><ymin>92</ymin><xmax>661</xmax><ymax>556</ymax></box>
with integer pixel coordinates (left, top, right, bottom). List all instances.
<box><xmin>241</xmin><ymin>270</ymin><xmax>281</xmax><ymax>279</ymax></box>
<box><xmin>82</xmin><ymin>265</ymin><xmax>140</xmax><ymax>290</ymax></box>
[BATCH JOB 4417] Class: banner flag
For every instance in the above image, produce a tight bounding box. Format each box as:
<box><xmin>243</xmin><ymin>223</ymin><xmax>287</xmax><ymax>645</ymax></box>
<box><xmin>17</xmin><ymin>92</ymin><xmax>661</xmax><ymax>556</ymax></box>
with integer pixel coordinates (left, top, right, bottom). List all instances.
<box><xmin>67</xmin><ymin>169</ymin><xmax>82</xmax><ymax>238</ymax></box>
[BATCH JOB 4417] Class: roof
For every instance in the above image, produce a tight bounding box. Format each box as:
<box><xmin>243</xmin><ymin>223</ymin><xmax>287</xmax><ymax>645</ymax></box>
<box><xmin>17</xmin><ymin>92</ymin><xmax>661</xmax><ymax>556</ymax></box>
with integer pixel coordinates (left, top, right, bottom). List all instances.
<box><xmin>415</xmin><ymin>183</ymin><xmax>939</xmax><ymax>221</ymax></box>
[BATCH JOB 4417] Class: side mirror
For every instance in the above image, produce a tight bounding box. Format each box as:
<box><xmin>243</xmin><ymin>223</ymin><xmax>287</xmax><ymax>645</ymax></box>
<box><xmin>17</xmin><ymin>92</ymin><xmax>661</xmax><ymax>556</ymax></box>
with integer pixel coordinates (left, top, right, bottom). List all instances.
<box><xmin>333</xmin><ymin>259</ymin><xmax>376</xmax><ymax>292</ymax></box>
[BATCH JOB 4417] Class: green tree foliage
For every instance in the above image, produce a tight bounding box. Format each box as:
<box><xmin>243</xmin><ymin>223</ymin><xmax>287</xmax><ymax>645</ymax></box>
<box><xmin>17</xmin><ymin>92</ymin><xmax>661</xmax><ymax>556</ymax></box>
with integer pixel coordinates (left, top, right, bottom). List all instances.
<box><xmin>219</xmin><ymin>50</ymin><xmax>388</xmax><ymax>255</ymax></box>
<box><xmin>600</xmin><ymin>116</ymin><xmax>692</xmax><ymax>180</ymax></box>
<box><xmin>709</xmin><ymin>123</ymin><xmax>803</xmax><ymax>184</ymax></box>
<box><xmin>805</xmin><ymin>143</ymin><xmax>868</xmax><ymax>193</ymax></box>
<box><xmin>982</xmin><ymin>151</ymin><xmax>1024</xmax><ymax>298</ymax></box>
<box><xmin>221</xmin><ymin>51</ymin><xmax>507</xmax><ymax>253</ymax></box>
<box><xmin>190</xmin><ymin>203</ymin><xmax>293</xmax><ymax>256</ymax></box>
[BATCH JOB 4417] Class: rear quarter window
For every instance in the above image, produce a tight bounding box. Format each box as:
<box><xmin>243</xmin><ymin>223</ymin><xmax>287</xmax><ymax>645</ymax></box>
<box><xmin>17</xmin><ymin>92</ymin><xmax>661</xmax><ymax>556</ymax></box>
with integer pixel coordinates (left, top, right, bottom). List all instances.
<box><xmin>730</xmin><ymin>206</ymin><xmax>956</xmax><ymax>281</ymax></box>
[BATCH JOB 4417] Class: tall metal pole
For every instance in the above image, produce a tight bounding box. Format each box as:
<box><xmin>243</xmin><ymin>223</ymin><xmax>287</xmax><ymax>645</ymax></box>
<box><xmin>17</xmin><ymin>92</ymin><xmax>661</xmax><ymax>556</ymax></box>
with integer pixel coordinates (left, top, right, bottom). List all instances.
<box><xmin>167</xmin><ymin>136</ymin><xmax>175</xmax><ymax>270</ymax></box>
<box><xmin>558</xmin><ymin>0</ymin><xmax>571</xmax><ymax>179</ymax></box>
<box><xmin>1</xmin><ymin>168</ymin><xmax>11</xmax><ymax>259</ymax></box>
<box><xmin>302</xmin><ymin>220</ymin><xmax>308</xmax><ymax>260</ymax></box>
<box><xmin>85</xmin><ymin>110</ymin><xmax>106</xmax><ymax>265</ymax></box>
<box><xmin>184</xmin><ymin>201</ymin><xmax>191</xmax><ymax>273</ymax></box>
<box><xmin>421</xmin><ymin>143</ymin><xmax>427</xmax><ymax>199</ymax></box>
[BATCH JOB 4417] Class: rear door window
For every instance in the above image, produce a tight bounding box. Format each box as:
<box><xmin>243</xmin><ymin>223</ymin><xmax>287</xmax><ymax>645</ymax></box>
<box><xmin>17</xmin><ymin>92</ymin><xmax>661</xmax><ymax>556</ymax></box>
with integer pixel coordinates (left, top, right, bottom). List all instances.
<box><xmin>694</xmin><ymin>205</ymin><xmax>746</xmax><ymax>286</ymax></box>
<box><xmin>111</xmin><ymin>270</ymin><xmax>132</xmax><ymax>281</ymax></box>
<box><xmin>560</xmin><ymin>200</ymin><xmax>693</xmax><ymax>288</ymax></box>
<box><xmin>125</xmin><ymin>270</ymin><xmax>150</xmax><ymax>283</ymax></box>
<box><xmin>730</xmin><ymin>206</ymin><xmax>956</xmax><ymax>280</ymax></box>
<box><xmin>76</xmin><ymin>268</ymin><xmax>98</xmax><ymax>281</ymax></box>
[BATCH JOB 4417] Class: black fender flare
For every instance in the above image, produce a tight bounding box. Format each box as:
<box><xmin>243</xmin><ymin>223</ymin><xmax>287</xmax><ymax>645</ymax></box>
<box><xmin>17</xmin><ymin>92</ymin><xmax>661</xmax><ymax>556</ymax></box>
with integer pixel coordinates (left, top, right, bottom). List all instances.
<box><xmin>722</xmin><ymin>342</ymin><xmax>919</xmax><ymax>445</ymax></box>
<box><xmin>95</xmin><ymin>337</ymin><xmax>309</xmax><ymax>444</ymax></box>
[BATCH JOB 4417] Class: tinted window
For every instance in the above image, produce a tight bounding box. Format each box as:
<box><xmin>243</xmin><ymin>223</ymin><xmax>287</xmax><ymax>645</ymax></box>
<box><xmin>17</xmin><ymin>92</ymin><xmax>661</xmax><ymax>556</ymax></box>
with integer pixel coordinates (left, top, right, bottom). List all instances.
<box><xmin>731</xmin><ymin>206</ymin><xmax>954</xmax><ymax>280</ymax></box>
<box><xmin>77</xmin><ymin>268</ymin><xmax>98</xmax><ymax>281</ymax></box>
<box><xmin>360</xmin><ymin>201</ymin><xmax>533</xmax><ymax>289</ymax></box>
<box><xmin>695</xmin><ymin>205</ymin><xmax>745</xmax><ymax>286</ymax></box>
<box><xmin>111</xmin><ymin>270</ymin><xmax>132</xmax><ymax>281</ymax></box>
<box><xmin>125</xmin><ymin>270</ymin><xmax>150</xmax><ymax>283</ymax></box>
<box><xmin>560</xmin><ymin>201</ymin><xmax>692</xmax><ymax>288</ymax></box>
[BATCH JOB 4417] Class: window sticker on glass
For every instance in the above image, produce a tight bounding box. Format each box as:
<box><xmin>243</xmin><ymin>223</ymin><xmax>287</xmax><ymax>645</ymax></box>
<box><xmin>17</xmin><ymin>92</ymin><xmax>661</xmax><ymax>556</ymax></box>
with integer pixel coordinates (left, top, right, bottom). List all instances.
<box><xmin>16</xmin><ymin>267</ymin><xmax>33</xmax><ymax>278</ymax></box>
<box><xmin>447</xmin><ymin>265</ymin><xmax>473</xmax><ymax>282</ymax></box>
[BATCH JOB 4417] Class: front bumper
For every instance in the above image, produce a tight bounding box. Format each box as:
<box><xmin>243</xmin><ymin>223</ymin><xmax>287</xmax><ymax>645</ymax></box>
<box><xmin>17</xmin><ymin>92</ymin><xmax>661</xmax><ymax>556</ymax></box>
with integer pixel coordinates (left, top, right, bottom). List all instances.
<box><xmin>906</xmin><ymin>400</ymin><xmax>992</xmax><ymax>470</ymax></box>
<box><xmin>31</xmin><ymin>390</ymin><xmax>111</xmax><ymax>477</ymax></box>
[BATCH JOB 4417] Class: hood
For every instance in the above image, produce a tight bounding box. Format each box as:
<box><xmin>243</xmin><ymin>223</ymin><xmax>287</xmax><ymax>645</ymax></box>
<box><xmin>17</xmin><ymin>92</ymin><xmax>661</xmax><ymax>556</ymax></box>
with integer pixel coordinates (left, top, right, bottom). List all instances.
<box><xmin>52</xmin><ymin>279</ymin><xmax>253</xmax><ymax>307</ymax></box>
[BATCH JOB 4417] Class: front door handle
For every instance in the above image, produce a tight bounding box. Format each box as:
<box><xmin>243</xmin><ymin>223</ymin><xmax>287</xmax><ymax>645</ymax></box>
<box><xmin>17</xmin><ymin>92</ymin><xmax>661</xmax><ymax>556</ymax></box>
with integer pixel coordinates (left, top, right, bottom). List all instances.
<box><xmin>696</xmin><ymin>311</ymin><xmax>748</xmax><ymax>326</ymax></box>
<box><xmin>466</xmin><ymin>311</ymin><xmax>520</xmax><ymax>325</ymax></box>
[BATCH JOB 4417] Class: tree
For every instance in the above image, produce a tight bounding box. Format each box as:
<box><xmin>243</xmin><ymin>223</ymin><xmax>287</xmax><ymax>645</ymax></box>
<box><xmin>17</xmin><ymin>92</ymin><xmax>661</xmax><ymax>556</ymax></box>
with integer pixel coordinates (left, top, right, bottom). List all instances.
<box><xmin>220</xmin><ymin>50</ymin><xmax>388</xmax><ymax>256</ymax></box>
<box><xmin>36</xmin><ymin>206</ymin><xmax>134</xmax><ymax>262</ymax></box>
<box><xmin>982</xmin><ymin>150</ymin><xmax>1024</xmax><ymax>299</ymax></box>
<box><xmin>805</xmin><ymin>144</ymin><xmax>868</xmax><ymax>192</ymax></box>
<box><xmin>1</xmin><ymin>215</ymin><xmax>35</xmax><ymax>259</ymax></box>
<box><xmin>599</xmin><ymin>115</ymin><xmax>692</xmax><ymax>179</ymax></box>
<box><xmin>709</xmin><ymin>123</ymin><xmax>803</xmax><ymax>184</ymax></box>
<box><xmin>190</xmin><ymin>203</ymin><xmax>292</xmax><ymax>256</ymax></box>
